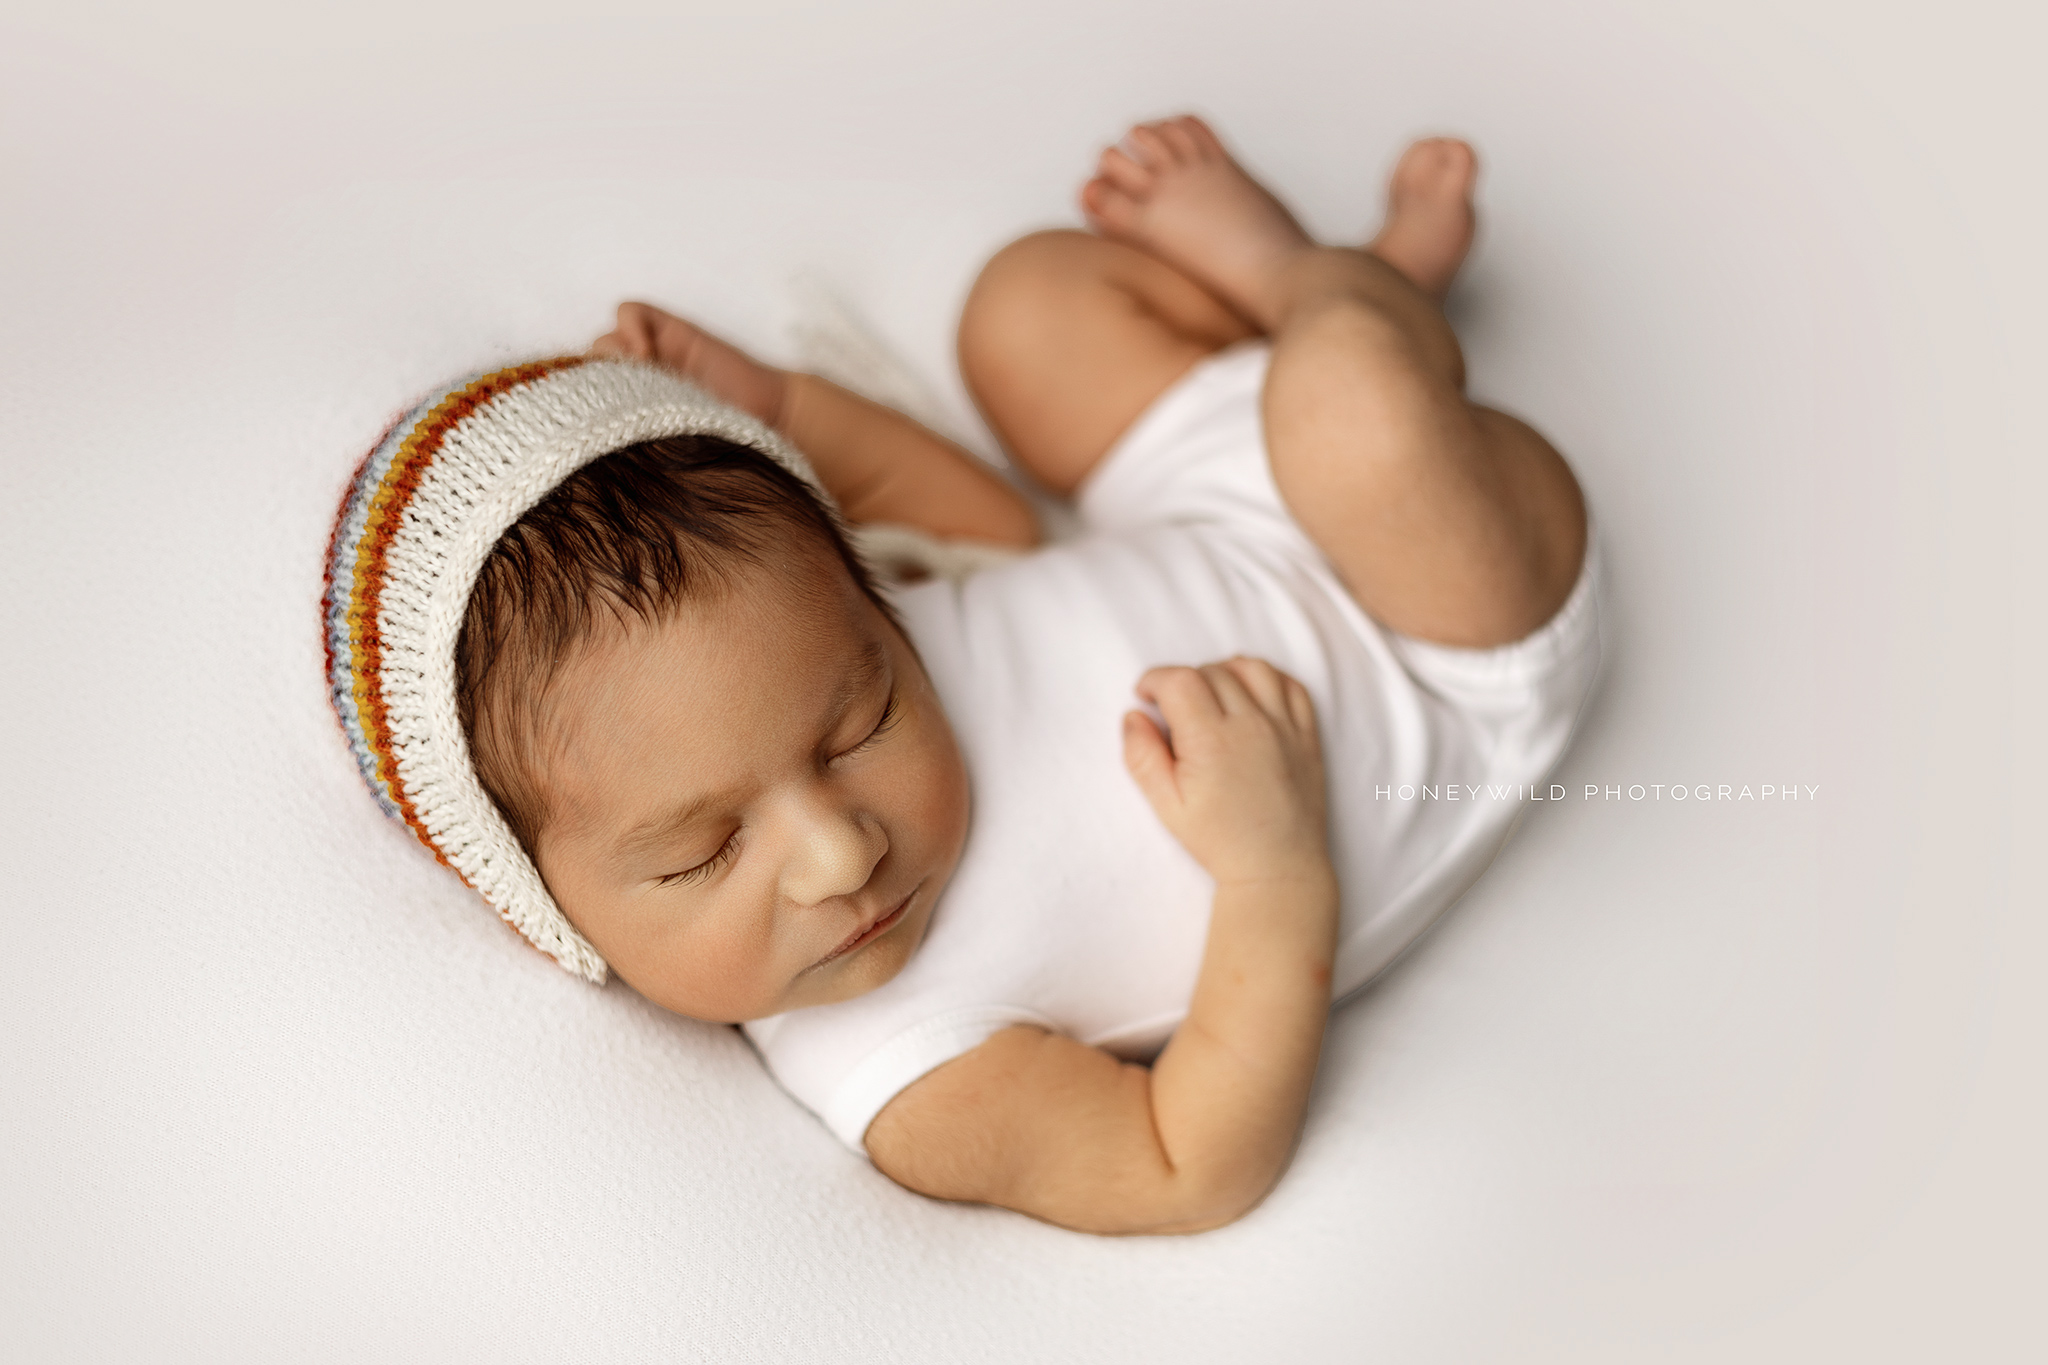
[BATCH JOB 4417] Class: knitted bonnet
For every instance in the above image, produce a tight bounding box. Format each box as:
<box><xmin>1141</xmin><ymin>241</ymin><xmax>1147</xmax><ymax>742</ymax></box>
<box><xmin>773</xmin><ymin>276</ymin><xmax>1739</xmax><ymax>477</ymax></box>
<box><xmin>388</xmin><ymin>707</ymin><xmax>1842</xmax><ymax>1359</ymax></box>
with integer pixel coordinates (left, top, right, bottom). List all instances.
<box><xmin>322</xmin><ymin>357</ymin><xmax>838</xmax><ymax>984</ymax></box>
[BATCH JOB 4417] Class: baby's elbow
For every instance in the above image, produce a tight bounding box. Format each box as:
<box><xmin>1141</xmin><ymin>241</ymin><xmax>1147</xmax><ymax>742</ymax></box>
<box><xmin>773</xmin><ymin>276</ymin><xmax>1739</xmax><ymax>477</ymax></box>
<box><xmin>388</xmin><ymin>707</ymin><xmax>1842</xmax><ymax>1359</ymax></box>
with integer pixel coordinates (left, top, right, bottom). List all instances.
<box><xmin>1147</xmin><ymin>1172</ymin><xmax>1275</xmax><ymax>1235</ymax></box>
<box><xmin>1070</xmin><ymin>1162</ymin><xmax>1277</xmax><ymax>1237</ymax></box>
<box><xmin>1085</xmin><ymin>1191</ymin><xmax>1260</xmax><ymax>1237</ymax></box>
<box><xmin>1062</xmin><ymin>1126</ymin><xmax>1287</xmax><ymax>1235</ymax></box>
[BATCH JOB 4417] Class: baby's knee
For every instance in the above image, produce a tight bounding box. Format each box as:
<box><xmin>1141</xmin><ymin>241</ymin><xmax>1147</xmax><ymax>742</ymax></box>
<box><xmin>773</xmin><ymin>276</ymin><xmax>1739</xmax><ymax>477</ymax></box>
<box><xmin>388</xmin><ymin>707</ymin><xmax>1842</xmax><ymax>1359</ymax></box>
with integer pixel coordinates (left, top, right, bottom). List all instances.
<box><xmin>965</xmin><ymin>232</ymin><xmax>1114</xmax><ymax>329</ymax></box>
<box><xmin>959</xmin><ymin>231</ymin><xmax>1104</xmax><ymax>384</ymax></box>
<box><xmin>974</xmin><ymin>229</ymin><xmax>1105</xmax><ymax>292</ymax></box>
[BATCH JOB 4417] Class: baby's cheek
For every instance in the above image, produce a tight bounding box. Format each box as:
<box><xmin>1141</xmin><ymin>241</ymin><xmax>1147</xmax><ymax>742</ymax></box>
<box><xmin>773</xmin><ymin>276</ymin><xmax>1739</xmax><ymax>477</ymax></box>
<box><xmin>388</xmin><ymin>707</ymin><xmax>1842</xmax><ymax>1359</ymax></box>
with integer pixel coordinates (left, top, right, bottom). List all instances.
<box><xmin>898</xmin><ymin>703</ymin><xmax>970</xmax><ymax>848</ymax></box>
<box><xmin>922</xmin><ymin>736</ymin><xmax>972</xmax><ymax>854</ymax></box>
<box><xmin>622</xmin><ymin>901</ymin><xmax>781</xmax><ymax>1023</ymax></box>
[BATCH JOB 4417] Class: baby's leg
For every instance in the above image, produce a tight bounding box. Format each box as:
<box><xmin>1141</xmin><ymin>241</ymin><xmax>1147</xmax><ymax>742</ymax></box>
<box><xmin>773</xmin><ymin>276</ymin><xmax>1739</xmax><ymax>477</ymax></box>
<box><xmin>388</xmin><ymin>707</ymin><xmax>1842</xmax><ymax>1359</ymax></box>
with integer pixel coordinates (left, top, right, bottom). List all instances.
<box><xmin>1085</xmin><ymin>118</ymin><xmax>1586</xmax><ymax>648</ymax></box>
<box><xmin>959</xmin><ymin>230</ymin><xmax>1254</xmax><ymax>498</ymax></box>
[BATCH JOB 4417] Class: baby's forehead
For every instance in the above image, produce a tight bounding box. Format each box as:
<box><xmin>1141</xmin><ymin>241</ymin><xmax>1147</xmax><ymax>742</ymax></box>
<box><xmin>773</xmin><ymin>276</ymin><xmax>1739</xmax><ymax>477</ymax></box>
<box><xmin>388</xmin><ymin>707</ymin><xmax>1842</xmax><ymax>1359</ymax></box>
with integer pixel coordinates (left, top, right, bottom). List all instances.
<box><xmin>571</xmin><ymin>542</ymin><xmax>874</xmax><ymax>675</ymax></box>
<box><xmin>537</xmin><ymin>561</ymin><xmax>889</xmax><ymax>770</ymax></box>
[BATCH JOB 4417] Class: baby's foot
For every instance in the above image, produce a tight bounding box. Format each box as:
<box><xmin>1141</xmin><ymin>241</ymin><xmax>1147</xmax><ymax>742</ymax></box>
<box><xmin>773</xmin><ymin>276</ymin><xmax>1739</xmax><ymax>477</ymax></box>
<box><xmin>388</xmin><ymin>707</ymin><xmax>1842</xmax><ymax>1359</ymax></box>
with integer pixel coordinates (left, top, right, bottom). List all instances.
<box><xmin>1080</xmin><ymin>115</ymin><xmax>1316</xmax><ymax>327</ymax></box>
<box><xmin>1364</xmin><ymin>139</ymin><xmax>1478</xmax><ymax>301</ymax></box>
<box><xmin>591</xmin><ymin>302</ymin><xmax>789</xmax><ymax>427</ymax></box>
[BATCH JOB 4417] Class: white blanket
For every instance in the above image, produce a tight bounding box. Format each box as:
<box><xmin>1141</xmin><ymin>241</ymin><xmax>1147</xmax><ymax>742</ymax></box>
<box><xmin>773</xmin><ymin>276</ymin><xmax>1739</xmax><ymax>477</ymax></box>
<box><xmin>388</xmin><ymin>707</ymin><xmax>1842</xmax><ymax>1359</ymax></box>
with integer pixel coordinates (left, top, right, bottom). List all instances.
<box><xmin>1</xmin><ymin>1</ymin><xmax>2036</xmax><ymax>1360</ymax></box>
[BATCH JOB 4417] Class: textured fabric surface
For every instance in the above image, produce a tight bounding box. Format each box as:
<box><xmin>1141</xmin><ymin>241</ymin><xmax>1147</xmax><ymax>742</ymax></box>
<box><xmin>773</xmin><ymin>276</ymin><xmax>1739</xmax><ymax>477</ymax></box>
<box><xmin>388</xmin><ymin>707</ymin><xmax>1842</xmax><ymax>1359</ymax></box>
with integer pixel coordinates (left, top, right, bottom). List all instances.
<box><xmin>1</xmin><ymin>2</ymin><xmax>2037</xmax><ymax>1361</ymax></box>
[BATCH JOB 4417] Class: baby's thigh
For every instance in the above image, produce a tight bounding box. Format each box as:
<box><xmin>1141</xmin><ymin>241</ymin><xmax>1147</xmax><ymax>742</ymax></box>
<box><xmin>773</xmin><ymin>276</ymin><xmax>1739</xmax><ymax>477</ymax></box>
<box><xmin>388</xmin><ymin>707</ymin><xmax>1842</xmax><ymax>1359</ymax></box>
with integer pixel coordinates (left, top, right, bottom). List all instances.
<box><xmin>959</xmin><ymin>230</ymin><xmax>1254</xmax><ymax>498</ymax></box>
<box><xmin>1262</xmin><ymin>310</ymin><xmax>1587</xmax><ymax>648</ymax></box>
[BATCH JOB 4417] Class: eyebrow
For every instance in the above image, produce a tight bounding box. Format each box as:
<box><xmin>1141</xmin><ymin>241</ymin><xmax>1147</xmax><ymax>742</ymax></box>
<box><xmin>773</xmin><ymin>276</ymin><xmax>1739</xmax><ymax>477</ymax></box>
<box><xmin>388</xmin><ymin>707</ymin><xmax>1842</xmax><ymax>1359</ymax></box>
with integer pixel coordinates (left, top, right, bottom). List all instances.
<box><xmin>605</xmin><ymin>635</ymin><xmax>891</xmax><ymax>865</ymax></box>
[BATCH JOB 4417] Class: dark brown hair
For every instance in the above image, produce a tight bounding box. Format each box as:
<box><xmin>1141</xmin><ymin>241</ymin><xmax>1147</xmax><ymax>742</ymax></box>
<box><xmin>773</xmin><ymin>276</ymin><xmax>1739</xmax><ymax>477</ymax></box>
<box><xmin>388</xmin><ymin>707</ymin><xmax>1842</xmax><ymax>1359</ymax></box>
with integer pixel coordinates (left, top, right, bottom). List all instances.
<box><xmin>455</xmin><ymin>434</ymin><xmax>887</xmax><ymax>854</ymax></box>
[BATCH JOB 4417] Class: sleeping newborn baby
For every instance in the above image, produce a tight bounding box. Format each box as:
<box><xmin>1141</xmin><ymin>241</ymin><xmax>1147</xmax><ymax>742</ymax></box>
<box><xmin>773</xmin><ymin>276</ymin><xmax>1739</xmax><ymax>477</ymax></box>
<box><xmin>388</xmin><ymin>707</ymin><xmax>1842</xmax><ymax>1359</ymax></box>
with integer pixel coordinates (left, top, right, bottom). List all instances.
<box><xmin>325</xmin><ymin>115</ymin><xmax>1599</xmax><ymax>1235</ymax></box>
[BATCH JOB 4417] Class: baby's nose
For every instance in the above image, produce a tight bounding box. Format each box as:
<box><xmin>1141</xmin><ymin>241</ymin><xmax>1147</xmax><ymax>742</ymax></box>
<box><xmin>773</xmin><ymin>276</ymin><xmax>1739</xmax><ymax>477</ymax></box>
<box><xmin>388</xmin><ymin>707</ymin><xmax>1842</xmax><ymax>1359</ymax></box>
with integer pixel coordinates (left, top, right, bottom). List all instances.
<box><xmin>781</xmin><ymin>806</ymin><xmax>886</xmax><ymax>907</ymax></box>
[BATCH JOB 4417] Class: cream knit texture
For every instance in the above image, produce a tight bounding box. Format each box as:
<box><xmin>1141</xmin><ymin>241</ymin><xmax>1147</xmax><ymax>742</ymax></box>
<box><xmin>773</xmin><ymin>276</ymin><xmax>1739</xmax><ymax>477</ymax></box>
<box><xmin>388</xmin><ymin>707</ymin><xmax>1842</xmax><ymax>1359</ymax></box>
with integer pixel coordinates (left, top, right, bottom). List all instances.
<box><xmin>325</xmin><ymin>358</ymin><xmax>831</xmax><ymax>983</ymax></box>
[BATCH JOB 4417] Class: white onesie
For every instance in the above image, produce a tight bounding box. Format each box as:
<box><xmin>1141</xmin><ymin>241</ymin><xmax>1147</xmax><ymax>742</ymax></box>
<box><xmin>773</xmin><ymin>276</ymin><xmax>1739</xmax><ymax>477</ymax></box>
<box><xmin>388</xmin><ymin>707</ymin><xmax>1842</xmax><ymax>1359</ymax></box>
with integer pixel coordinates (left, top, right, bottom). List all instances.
<box><xmin>742</xmin><ymin>340</ymin><xmax>1604</xmax><ymax>1151</ymax></box>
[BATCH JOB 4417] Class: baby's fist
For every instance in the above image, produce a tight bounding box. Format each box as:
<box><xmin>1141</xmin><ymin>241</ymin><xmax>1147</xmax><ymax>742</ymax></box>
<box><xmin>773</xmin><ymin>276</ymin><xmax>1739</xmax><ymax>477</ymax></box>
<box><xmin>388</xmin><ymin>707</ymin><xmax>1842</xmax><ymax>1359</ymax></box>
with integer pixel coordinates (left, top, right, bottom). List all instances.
<box><xmin>1121</xmin><ymin>657</ymin><xmax>1330</xmax><ymax>886</ymax></box>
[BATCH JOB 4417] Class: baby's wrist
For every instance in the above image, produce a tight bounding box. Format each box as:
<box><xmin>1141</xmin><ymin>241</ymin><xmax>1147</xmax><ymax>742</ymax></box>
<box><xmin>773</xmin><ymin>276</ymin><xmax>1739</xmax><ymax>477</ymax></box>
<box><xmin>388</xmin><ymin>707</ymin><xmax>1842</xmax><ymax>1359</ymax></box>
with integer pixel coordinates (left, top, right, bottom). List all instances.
<box><xmin>1206</xmin><ymin>862</ymin><xmax>1340</xmax><ymax>962</ymax></box>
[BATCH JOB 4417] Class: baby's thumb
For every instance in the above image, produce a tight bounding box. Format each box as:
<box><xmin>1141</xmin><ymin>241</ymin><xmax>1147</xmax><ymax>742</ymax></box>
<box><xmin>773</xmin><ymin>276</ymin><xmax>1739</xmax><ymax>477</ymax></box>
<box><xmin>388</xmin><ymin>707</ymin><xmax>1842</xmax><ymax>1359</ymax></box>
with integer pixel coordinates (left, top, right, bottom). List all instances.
<box><xmin>598</xmin><ymin>303</ymin><xmax>656</xmax><ymax>358</ymax></box>
<box><xmin>1121</xmin><ymin>711</ymin><xmax>1177</xmax><ymax>808</ymax></box>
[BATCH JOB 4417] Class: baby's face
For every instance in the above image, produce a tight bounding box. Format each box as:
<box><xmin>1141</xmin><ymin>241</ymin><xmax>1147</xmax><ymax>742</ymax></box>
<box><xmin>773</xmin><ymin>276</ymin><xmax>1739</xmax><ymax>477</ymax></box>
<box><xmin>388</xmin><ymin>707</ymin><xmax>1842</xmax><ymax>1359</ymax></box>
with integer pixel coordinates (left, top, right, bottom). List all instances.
<box><xmin>531</xmin><ymin>551</ymin><xmax>969</xmax><ymax>1023</ymax></box>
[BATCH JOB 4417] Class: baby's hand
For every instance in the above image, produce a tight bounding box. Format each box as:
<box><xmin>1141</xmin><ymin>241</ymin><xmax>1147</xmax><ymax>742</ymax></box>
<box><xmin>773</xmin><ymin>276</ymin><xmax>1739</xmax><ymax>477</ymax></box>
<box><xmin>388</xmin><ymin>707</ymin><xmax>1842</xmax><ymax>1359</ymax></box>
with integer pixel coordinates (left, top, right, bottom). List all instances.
<box><xmin>589</xmin><ymin>302</ymin><xmax>787</xmax><ymax>426</ymax></box>
<box><xmin>1122</xmin><ymin>657</ymin><xmax>1330</xmax><ymax>886</ymax></box>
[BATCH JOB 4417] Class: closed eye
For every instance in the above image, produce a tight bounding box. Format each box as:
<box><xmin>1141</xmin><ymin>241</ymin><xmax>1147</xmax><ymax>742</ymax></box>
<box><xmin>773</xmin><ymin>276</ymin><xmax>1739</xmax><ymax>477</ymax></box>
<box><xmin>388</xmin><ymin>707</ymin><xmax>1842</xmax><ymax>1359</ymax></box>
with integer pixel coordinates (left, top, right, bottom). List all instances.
<box><xmin>655</xmin><ymin>830</ymin><xmax>740</xmax><ymax>889</ymax></box>
<box><xmin>833</xmin><ymin>690</ymin><xmax>901</xmax><ymax>762</ymax></box>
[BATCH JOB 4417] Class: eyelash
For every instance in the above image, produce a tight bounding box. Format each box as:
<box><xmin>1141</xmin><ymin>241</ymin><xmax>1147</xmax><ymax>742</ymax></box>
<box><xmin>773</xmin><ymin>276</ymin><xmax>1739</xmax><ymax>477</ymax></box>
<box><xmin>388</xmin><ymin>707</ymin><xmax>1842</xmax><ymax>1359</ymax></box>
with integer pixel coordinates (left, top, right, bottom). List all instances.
<box><xmin>656</xmin><ymin>832</ymin><xmax>740</xmax><ymax>889</ymax></box>
<box><xmin>836</xmin><ymin>691</ymin><xmax>901</xmax><ymax>762</ymax></box>
<box><xmin>653</xmin><ymin>693</ymin><xmax>898</xmax><ymax>889</ymax></box>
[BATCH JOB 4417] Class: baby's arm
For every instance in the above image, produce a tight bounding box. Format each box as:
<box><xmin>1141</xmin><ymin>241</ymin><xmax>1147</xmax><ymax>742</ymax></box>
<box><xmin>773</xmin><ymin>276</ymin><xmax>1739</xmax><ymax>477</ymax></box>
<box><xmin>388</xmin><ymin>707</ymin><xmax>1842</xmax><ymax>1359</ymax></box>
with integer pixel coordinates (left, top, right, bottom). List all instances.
<box><xmin>866</xmin><ymin>657</ymin><xmax>1337</xmax><ymax>1234</ymax></box>
<box><xmin>594</xmin><ymin>302</ymin><xmax>1038</xmax><ymax>548</ymax></box>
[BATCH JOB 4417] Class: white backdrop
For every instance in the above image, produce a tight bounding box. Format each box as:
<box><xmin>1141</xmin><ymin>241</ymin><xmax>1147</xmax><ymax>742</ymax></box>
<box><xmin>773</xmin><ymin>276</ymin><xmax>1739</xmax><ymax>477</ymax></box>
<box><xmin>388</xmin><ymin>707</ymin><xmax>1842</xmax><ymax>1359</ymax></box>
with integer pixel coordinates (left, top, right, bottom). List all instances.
<box><xmin>2</xmin><ymin>1</ymin><xmax>2039</xmax><ymax>1360</ymax></box>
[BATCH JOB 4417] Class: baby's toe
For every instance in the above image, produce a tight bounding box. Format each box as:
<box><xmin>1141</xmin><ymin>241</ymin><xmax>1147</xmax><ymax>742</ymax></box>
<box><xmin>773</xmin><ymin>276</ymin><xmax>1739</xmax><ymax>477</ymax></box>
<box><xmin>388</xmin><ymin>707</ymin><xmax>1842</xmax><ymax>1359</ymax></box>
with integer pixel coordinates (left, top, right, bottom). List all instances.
<box><xmin>1096</xmin><ymin>144</ymin><xmax>1154</xmax><ymax>196</ymax></box>
<box><xmin>1125</xmin><ymin>123</ymin><xmax>1177</xmax><ymax>170</ymax></box>
<box><xmin>1153</xmin><ymin>117</ymin><xmax>1202</xmax><ymax>164</ymax></box>
<box><xmin>1178</xmin><ymin>115</ymin><xmax>1225</xmax><ymax>159</ymax></box>
<box><xmin>1081</xmin><ymin>178</ymin><xmax>1145</xmax><ymax>237</ymax></box>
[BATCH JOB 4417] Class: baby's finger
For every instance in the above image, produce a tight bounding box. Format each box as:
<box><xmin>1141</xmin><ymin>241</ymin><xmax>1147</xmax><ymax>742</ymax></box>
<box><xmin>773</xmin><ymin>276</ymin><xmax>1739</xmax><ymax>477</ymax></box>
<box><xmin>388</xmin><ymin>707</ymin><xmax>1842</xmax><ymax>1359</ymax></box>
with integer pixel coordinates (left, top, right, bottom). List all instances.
<box><xmin>1121</xmin><ymin>711</ymin><xmax>1179</xmax><ymax>809</ymax></box>
<box><xmin>1220</xmin><ymin>655</ymin><xmax>1290</xmax><ymax>717</ymax></box>
<box><xmin>1284</xmin><ymin>675</ymin><xmax>1318</xmax><ymax>735</ymax></box>
<box><xmin>1136</xmin><ymin>665</ymin><xmax>1223</xmax><ymax>726</ymax></box>
<box><xmin>1197</xmin><ymin>661</ymin><xmax>1257</xmax><ymax>716</ymax></box>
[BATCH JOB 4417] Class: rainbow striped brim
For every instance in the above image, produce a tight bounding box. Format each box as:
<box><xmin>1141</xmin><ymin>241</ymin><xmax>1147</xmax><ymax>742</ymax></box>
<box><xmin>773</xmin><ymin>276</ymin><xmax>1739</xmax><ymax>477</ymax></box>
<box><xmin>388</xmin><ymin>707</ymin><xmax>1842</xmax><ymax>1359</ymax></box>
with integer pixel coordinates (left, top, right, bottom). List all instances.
<box><xmin>321</xmin><ymin>357</ymin><xmax>827</xmax><ymax>982</ymax></box>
